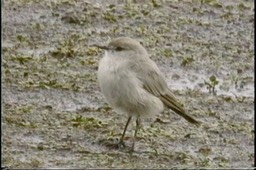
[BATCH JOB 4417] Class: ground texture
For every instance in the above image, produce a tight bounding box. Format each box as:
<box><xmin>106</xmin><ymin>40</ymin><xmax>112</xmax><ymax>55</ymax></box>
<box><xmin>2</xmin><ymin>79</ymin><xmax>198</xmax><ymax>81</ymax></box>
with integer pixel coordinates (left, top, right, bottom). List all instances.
<box><xmin>2</xmin><ymin>0</ymin><xmax>254</xmax><ymax>169</ymax></box>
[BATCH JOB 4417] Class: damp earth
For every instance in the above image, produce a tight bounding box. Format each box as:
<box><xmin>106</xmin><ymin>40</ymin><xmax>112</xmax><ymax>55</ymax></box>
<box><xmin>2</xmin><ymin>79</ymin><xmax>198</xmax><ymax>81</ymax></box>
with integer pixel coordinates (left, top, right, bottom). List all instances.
<box><xmin>2</xmin><ymin>0</ymin><xmax>254</xmax><ymax>168</ymax></box>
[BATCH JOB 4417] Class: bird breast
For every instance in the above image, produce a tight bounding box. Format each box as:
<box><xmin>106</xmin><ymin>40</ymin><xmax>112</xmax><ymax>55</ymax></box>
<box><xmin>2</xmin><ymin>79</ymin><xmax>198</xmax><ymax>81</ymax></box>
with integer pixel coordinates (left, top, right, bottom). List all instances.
<box><xmin>97</xmin><ymin>53</ymin><xmax>164</xmax><ymax>117</ymax></box>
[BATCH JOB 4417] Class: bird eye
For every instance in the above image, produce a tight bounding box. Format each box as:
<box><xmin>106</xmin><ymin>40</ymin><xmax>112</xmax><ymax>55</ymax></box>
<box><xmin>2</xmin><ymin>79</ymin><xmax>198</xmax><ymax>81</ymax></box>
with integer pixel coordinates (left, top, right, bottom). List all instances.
<box><xmin>115</xmin><ymin>46</ymin><xmax>124</xmax><ymax>51</ymax></box>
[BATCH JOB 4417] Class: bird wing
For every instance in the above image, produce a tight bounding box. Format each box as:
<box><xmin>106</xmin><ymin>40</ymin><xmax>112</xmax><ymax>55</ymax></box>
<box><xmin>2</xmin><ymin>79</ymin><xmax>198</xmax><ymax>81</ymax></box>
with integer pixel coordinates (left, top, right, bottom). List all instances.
<box><xmin>132</xmin><ymin>59</ymin><xmax>200</xmax><ymax>125</ymax></box>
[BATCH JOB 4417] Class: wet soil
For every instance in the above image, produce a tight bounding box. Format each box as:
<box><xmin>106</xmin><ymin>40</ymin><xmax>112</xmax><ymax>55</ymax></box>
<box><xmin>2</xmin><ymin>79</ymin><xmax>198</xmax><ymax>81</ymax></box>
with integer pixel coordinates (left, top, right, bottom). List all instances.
<box><xmin>2</xmin><ymin>0</ymin><xmax>254</xmax><ymax>168</ymax></box>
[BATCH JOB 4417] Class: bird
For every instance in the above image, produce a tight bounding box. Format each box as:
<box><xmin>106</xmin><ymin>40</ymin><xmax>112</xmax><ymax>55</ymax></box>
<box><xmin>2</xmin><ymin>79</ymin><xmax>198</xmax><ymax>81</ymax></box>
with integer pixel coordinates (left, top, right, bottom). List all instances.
<box><xmin>94</xmin><ymin>37</ymin><xmax>200</xmax><ymax>151</ymax></box>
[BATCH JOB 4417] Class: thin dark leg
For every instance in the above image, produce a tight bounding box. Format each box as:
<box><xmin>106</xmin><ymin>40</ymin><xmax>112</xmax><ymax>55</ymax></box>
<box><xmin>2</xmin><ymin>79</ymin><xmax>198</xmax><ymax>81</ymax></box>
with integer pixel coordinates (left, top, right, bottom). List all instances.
<box><xmin>118</xmin><ymin>116</ymin><xmax>132</xmax><ymax>148</ymax></box>
<box><xmin>131</xmin><ymin>117</ymin><xmax>141</xmax><ymax>151</ymax></box>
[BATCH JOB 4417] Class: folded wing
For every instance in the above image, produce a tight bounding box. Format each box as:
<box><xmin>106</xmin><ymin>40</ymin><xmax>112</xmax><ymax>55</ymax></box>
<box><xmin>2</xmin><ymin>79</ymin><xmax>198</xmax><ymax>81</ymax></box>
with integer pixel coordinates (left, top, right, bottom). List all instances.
<box><xmin>132</xmin><ymin>59</ymin><xmax>200</xmax><ymax>125</ymax></box>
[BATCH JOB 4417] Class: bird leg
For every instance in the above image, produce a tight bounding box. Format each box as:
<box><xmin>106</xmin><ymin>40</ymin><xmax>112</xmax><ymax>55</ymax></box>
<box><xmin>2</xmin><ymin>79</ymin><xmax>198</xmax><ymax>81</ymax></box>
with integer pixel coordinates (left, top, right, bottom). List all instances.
<box><xmin>118</xmin><ymin>116</ymin><xmax>132</xmax><ymax>148</ymax></box>
<box><xmin>131</xmin><ymin>117</ymin><xmax>141</xmax><ymax>151</ymax></box>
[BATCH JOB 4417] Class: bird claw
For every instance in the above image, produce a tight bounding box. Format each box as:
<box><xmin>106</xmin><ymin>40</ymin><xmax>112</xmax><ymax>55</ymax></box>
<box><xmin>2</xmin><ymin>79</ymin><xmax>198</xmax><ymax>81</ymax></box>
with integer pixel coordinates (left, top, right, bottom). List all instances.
<box><xmin>119</xmin><ymin>141</ymin><xmax>136</xmax><ymax>153</ymax></box>
<box><xmin>99</xmin><ymin>138</ymin><xmax>136</xmax><ymax>152</ymax></box>
<box><xmin>130</xmin><ymin>144</ymin><xmax>135</xmax><ymax>152</ymax></box>
<box><xmin>103</xmin><ymin>140</ymin><xmax>127</xmax><ymax>150</ymax></box>
<box><xmin>117</xmin><ymin>140</ymin><xmax>126</xmax><ymax>149</ymax></box>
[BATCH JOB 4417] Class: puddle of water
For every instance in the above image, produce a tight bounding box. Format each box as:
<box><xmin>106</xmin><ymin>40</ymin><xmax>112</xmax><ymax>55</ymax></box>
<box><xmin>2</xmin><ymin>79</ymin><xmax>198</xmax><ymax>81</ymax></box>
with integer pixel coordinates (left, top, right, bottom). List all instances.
<box><xmin>166</xmin><ymin>70</ymin><xmax>254</xmax><ymax>98</ymax></box>
<box><xmin>16</xmin><ymin>47</ymin><xmax>55</xmax><ymax>57</ymax></box>
<box><xmin>18</xmin><ymin>134</ymin><xmax>44</xmax><ymax>144</ymax></box>
<box><xmin>3</xmin><ymin>88</ymin><xmax>102</xmax><ymax>112</ymax></box>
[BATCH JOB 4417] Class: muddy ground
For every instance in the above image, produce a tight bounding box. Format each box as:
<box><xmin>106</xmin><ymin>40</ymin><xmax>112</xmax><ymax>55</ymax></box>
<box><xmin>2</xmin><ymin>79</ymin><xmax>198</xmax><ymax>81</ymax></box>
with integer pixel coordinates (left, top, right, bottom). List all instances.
<box><xmin>2</xmin><ymin>0</ymin><xmax>254</xmax><ymax>169</ymax></box>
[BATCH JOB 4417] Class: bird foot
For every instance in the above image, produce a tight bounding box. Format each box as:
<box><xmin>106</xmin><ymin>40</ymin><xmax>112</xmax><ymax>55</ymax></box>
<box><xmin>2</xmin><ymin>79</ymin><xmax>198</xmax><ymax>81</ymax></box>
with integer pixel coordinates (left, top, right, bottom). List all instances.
<box><xmin>117</xmin><ymin>140</ymin><xmax>126</xmax><ymax>149</ymax></box>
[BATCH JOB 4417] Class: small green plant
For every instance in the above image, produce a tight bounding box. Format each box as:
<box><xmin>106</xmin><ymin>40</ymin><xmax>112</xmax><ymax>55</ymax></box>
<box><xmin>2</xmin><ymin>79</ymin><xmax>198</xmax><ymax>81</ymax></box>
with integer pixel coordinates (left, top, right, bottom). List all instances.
<box><xmin>163</xmin><ymin>49</ymin><xmax>173</xmax><ymax>58</ymax></box>
<box><xmin>237</xmin><ymin>3</ymin><xmax>250</xmax><ymax>10</ymax></box>
<box><xmin>16</xmin><ymin>34</ymin><xmax>33</xmax><ymax>46</ymax></box>
<box><xmin>13</xmin><ymin>55</ymin><xmax>32</xmax><ymax>65</ymax></box>
<box><xmin>70</xmin><ymin>115</ymin><xmax>104</xmax><ymax>129</ymax></box>
<box><xmin>16</xmin><ymin>35</ymin><xmax>27</xmax><ymax>42</ymax></box>
<box><xmin>201</xmin><ymin>0</ymin><xmax>223</xmax><ymax>8</ymax></box>
<box><xmin>204</xmin><ymin>75</ymin><xmax>219</xmax><ymax>95</ymax></box>
<box><xmin>51</xmin><ymin>38</ymin><xmax>77</xmax><ymax>58</ymax></box>
<box><xmin>151</xmin><ymin>0</ymin><xmax>161</xmax><ymax>8</ymax></box>
<box><xmin>181</xmin><ymin>56</ymin><xmax>194</xmax><ymax>66</ymax></box>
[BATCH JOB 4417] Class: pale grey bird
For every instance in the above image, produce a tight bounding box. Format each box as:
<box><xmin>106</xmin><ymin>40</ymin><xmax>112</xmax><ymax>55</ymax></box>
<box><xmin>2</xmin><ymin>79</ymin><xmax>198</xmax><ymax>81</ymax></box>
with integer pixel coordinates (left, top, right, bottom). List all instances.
<box><xmin>95</xmin><ymin>37</ymin><xmax>200</xmax><ymax>151</ymax></box>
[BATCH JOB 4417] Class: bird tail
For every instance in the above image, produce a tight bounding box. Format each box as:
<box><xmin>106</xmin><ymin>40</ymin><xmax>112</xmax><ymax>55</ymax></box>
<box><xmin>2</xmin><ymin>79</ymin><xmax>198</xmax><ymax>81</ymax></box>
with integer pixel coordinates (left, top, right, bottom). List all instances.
<box><xmin>159</xmin><ymin>91</ymin><xmax>201</xmax><ymax>126</ymax></box>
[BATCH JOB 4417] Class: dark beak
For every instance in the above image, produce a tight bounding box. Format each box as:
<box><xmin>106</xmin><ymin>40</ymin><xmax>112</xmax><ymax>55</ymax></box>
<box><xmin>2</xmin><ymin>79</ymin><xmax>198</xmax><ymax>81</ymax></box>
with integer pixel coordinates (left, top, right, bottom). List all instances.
<box><xmin>91</xmin><ymin>44</ymin><xmax>109</xmax><ymax>50</ymax></box>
